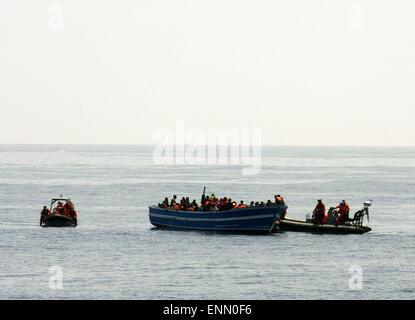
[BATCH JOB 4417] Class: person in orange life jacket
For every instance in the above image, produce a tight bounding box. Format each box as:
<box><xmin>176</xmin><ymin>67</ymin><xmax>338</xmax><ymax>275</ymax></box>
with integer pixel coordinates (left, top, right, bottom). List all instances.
<box><xmin>63</xmin><ymin>202</ymin><xmax>72</xmax><ymax>217</ymax></box>
<box><xmin>341</xmin><ymin>200</ymin><xmax>350</xmax><ymax>218</ymax></box>
<box><xmin>335</xmin><ymin>200</ymin><xmax>350</xmax><ymax>224</ymax></box>
<box><xmin>313</xmin><ymin>199</ymin><xmax>326</xmax><ymax>224</ymax></box>
<box><xmin>274</xmin><ymin>195</ymin><xmax>284</xmax><ymax>205</ymax></box>
<box><xmin>275</xmin><ymin>195</ymin><xmax>287</xmax><ymax>218</ymax></box>
<box><xmin>40</xmin><ymin>206</ymin><xmax>50</xmax><ymax>226</ymax></box>
<box><xmin>55</xmin><ymin>202</ymin><xmax>64</xmax><ymax>214</ymax></box>
<box><xmin>239</xmin><ymin>200</ymin><xmax>247</xmax><ymax>208</ymax></box>
<box><xmin>209</xmin><ymin>195</ymin><xmax>217</xmax><ymax>210</ymax></box>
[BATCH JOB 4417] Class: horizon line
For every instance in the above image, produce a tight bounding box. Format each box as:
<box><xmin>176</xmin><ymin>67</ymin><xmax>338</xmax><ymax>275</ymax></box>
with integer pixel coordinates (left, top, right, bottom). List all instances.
<box><xmin>1</xmin><ymin>143</ymin><xmax>415</xmax><ymax>148</ymax></box>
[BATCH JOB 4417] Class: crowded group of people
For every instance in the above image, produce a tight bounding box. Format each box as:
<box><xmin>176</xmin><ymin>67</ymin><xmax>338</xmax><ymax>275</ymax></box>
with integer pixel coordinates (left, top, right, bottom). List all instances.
<box><xmin>158</xmin><ymin>193</ymin><xmax>287</xmax><ymax>214</ymax></box>
<box><xmin>40</xmin><ymin>201</ymin><xmax>78</xmax><ymax>226</ymax></box>
<box><xmin>312</xmin><ymin>199</ymin><xmax>350</xmax><ymax>225</ymax></box>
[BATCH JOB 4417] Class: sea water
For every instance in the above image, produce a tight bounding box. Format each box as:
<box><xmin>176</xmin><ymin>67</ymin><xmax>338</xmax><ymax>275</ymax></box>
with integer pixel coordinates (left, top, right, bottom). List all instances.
<box><xmin>0</xmin><ymin>145</ymin><xmax>414</xmax><ymax>299</ymax></box>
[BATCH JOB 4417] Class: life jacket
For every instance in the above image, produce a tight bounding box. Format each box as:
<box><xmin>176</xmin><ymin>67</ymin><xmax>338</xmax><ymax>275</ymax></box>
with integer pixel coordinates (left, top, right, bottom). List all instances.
<box><xmin>336</xmin><ymin>205</ymin><xmax>347</xmax><ymax>215</ymax></box>
<box><xmin>173</xmin><ymin>204</ymin><xmax>180</xmax><ymax>210</ymax></box>
<box><xmin>314</xmin><ymin>203</ymin><xmax>325</xmax><ymax>215</ymax></box>
<box><xmin>275</xmin><ymin>196</ymin><xmax>283</xmax><ymax>205</ymax></box>
<box><xmin>64</xmin><ymin>204</ymin><xmax>71</xmax><ymax>216</ymax></box>
<box><xmin>344</xmin><ymin>203</ymin><xmax>350</xmax><ymax>213</ymax></box>
<box><xmin>41</xmin><ymin>209</ymin><xmax>50</xmax><ymax>217</ymax></box>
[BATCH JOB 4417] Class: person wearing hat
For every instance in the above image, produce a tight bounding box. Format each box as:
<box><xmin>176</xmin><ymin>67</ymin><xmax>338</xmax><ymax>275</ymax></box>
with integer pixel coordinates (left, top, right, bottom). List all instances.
<box><xmin>313</xmin><ymin>199</ymin><xmax>326</xmax><ymax>224</ymax></box>
<box><xmin>335</xmin><ymin>200</ymin><xmax>350</xmax><ymax>225</ymax></box>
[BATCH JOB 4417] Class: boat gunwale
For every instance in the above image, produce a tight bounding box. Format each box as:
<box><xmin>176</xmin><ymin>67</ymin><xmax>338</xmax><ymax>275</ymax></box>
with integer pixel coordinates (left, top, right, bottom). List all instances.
<box><xmin>148</xmin><ymin>204</ymin><xmax>287</xmax><ymax>215</ymax></box>
<box><xmin>280</xmin><ymin>218</ymin><xmax>371</xmax><ymax>233</ymax></box>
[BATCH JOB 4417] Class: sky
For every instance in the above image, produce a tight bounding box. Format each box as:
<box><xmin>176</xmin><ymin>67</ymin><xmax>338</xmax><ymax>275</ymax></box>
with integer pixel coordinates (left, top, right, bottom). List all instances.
<box><xmin>0</xmin><ymin>0</ymin><xmax>414</xmax><ymax>146</ymax></box>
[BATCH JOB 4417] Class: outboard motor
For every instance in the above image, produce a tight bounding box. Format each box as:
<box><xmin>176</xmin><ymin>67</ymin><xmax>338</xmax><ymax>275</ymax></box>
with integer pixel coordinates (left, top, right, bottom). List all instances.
<box><xmin>351</xmin><ymin>200</ymin><xmax>372</xmax><ymax>227</ymax></box>
<box><xmin>306</xmin><ymin>213</ymin><xmax>314</xmax><ymax>223</ymax></box>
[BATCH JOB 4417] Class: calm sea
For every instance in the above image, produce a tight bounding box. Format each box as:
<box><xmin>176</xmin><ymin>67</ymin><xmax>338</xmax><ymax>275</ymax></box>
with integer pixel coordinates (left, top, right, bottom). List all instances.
<box><xmin>0</xmin><ymin>145</ymin><xmax>414</xmax><ymax>299</ymax></box>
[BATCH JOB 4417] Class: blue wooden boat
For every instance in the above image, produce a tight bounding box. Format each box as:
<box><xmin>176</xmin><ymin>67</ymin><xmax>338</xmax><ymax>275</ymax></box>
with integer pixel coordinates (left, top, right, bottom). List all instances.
<box><xmin>148</xmin><ymin>205</ymin><xmax>287</xmax><ymax>234</ymax></box>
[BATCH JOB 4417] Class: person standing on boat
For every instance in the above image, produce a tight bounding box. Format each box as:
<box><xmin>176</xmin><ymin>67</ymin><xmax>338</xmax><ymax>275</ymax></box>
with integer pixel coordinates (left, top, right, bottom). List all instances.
<box><xmin>275</xmin><ymin>195</ymin><xmax>287</xmax><ymax>218</ymax></box>
<box><xmin>63</xmin><ymin>202</ymin><xmax>72</xmax><ymax>217</ymax></box>
<box><xmin>274</xmin><ymin>195</ymin><xmax>284</xmax><ymax>205</ymax></box>
<box><xmin>209</xmin><ymin>194</ymin><xmax>216</xmax><ymax>209</ymax></box>
<box><xmin>335</xmin><ymin>200</ymin><xmax>350</xmax><ymax>225</ymax></box>
<box><xmin>336</xmin><ymin>200</ymin><xmax>350</xmax><ymax>225</ymax></box>
<box><xmin>40</xmin><ymin>206</ymin><xmax>50</xmax><ymax>226</ymax></box>
<box><xmin>342</xmin><ymin>200</ymin><xmax>350</xmax><ymax>219</ymax></box>
<box><xmin>313</xmin><ymin>199</ymin><xmax>326</xmax><ymax>224</ymax></box>
<box><xmin>170</xmin><ymin>195</ymin><xmax>177</xmax><ymax>207</ymax></box>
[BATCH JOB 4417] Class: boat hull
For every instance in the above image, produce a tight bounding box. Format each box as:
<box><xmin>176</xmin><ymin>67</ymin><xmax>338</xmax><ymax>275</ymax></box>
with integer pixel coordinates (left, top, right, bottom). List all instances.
<box><xmin>279</xmin><ymin>218</ymin><xmax>371</xmax><ymax>234</ymax></box>
<box><xmin>148</xmin><ymin>205</ymin><xmax>287</xmax><ymax>234</ymax></box>
<box><xmin>42</xmin><ymin>214</ymin><xmax>77</xmax><ymax>228</ymax></box>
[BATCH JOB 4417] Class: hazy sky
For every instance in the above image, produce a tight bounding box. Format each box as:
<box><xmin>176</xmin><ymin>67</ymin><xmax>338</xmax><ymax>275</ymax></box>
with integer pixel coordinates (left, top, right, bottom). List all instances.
<box><xmin>1</xmin><ymin>0</ymin><xmax>414</xmax><ymax>145</ymax></box>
